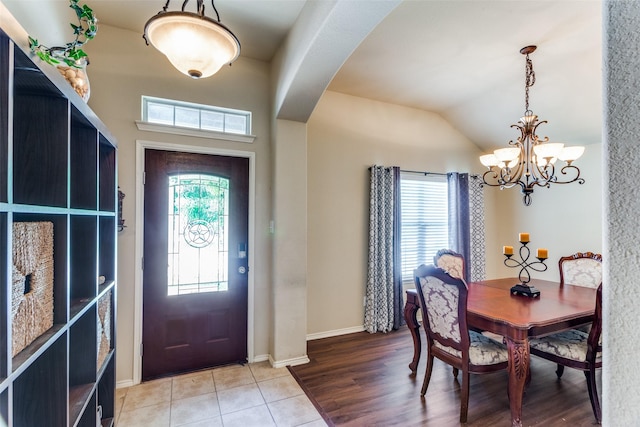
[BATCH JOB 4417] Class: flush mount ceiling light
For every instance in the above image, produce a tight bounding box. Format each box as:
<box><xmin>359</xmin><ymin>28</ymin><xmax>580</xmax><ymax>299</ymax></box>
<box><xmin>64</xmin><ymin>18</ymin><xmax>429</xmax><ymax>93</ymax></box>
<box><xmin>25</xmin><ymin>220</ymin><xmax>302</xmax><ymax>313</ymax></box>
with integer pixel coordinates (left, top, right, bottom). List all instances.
<box><xmin>143</xmin><ymin>0</ymin><xmax>240</xmax><ymax>79</ymax></box>
<box><xmin>479</xmin><ymin>45</ymin><xmax>585</xmax><ymax>206</ymax></box>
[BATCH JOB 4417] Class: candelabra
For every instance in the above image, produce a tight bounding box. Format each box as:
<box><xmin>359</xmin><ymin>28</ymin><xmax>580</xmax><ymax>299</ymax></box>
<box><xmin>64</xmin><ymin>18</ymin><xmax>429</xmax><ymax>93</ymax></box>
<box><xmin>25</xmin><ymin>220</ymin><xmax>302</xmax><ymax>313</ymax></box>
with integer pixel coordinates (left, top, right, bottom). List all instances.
<box><xmin>502</xmin><ymin>233</ymin><xmax>547</xmax><ymax>297</ymax></box>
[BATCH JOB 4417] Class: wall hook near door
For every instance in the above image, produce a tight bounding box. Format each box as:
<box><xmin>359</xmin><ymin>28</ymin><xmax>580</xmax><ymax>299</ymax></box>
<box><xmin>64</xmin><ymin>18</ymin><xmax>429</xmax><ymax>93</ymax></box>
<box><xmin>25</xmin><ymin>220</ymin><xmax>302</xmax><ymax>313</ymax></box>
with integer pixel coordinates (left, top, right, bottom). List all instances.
<box><xmin>118</xmin><ymin>187</ymin><xmax>126</xmax><ymax>232</ymax></box>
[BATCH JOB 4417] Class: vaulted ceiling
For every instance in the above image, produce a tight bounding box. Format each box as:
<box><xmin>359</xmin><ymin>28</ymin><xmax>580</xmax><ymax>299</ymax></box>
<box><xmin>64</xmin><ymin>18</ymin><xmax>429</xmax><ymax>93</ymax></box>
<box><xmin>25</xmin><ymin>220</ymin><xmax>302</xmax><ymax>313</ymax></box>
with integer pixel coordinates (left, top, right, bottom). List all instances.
<box><xmin>3</xmin><ymin>0</ymin><xmax>602</xmax><ymax>152</ymax></box>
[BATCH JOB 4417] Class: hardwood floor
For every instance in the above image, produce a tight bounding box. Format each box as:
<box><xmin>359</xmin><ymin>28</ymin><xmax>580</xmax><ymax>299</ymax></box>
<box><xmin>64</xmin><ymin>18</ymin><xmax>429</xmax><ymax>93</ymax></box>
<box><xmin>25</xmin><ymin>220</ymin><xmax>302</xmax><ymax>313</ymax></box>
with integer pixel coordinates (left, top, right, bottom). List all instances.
<box><xmin>289</xmin><ymin>328</ymin><xmax>601</xmax><ymax>426</ymax></box>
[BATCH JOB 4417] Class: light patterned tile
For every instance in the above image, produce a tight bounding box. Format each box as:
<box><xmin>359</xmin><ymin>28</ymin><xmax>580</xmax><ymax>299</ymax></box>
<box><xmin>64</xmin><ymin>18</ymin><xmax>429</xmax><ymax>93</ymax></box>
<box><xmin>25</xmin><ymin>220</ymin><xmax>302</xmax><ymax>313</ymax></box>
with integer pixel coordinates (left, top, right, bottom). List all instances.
<box><xmin>257</xmin><ymin>375</ymin><xmax>304</xmax><ymax>403</ymax></box>
<box><xmin>217</xmin><ymin>383</ymin><xmax>265</xmax><ymax>414</ymax></box>
<box><xmin>175</xmin><ymin>417</ymin><xmax>223</xmax><ymax>427</ymax></box>
<box><xmin>170</xmin><ymin>392</ymin><xmax>220</xmax><ymax>426</ymax></box>
<box><xmin>122</xmin><ymin>378</ymin><xmax>172</xmax><ymax>411</ymax></box>
<box><xmin>268</xmin><ymin>395</ymin><xmax>322</xmax><ymax>427</ymax></box>
<box><xmin>118</xmin><ymin>401</ymin><xmax>171</xmax><ymax>427</ymax></box>
<box><xmin>115</xmin><ymin>386</ymin><xmax>128</xmax><ymax>421</ymax></box>
<box><xmin>172</xmin><ymin>370</ymin><xmax>215</xmax><ymax>400</ymax></box>
<box><xmin>297</xmin><ymin>420</ymin><xmax>328</xmax><ymax>427</ymax></box>
<box><xmin>220</xmin><ymin>404</ymin><xmax>276</xmax><ymax>427</ymax></box>
<box><xmin>249</xmin><ymin>361</ymin><xmax>290</xmax><ymax>382</ymax></box>
<box><xmin>212</xmin><ymin>365</ymin><xmax>255</xmax><ymax>390</ymax></box>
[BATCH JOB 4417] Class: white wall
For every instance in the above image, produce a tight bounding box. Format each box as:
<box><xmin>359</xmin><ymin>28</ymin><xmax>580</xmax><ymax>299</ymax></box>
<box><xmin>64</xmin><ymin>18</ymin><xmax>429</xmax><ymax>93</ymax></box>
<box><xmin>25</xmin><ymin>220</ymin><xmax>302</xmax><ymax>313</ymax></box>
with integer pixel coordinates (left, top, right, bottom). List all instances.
<box><xmin>306</xmin><ymin>90</ymin><xmax>498</xmax><ymax>335</ymax></box>
<box><xmin>84</xmin><ymin>25</ymin><xmax>274</xmax><ymax>384</ymax></box>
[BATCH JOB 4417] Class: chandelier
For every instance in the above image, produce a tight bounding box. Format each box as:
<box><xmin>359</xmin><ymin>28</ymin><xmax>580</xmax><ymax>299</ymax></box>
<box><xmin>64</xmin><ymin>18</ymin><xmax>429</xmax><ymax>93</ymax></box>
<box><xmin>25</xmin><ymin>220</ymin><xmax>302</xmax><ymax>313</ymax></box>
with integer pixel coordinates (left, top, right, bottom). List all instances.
<box><xmin>479</xmin><ymin>45</ymin><xmax>585</xmax><ymax>206</ymax></box>
<box><xmin>143</xmin><ymin>0</ymin><xmax>240</xmax><ymax>79</ymax></box>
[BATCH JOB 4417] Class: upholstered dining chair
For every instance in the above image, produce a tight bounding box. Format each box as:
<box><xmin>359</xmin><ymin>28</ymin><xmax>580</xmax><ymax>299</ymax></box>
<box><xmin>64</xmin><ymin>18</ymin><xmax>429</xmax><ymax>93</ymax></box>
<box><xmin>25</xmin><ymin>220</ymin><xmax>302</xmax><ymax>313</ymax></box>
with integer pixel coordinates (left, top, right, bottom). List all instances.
<box><xmin>433</xmin><ymin>249</ymin><xmax>465</xmax><ymax>279</ymax></box>
<box><xmin>559</xmin><ymin>251</ymin><xmax>602</xmax><ymax>288</ymax></box>
<box><xmin>413</xmin><ymin>264</ymin><xmax>508</xmax><ymax>423</ymax></box>
<box><xmin>529</xmin><ymin>283</ymin><xmax>603</xmax><ymax>423</ymax></box>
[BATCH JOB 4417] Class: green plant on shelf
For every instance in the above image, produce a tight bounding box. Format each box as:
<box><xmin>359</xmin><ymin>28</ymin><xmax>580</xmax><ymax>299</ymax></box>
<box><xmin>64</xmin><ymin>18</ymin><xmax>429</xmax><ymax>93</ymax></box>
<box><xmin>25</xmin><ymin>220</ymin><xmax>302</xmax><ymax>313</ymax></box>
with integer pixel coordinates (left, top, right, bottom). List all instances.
<box><xmin>27</xmin><ymin>0</ymin><xmax>97</xmax><ymax>68</ymax></box>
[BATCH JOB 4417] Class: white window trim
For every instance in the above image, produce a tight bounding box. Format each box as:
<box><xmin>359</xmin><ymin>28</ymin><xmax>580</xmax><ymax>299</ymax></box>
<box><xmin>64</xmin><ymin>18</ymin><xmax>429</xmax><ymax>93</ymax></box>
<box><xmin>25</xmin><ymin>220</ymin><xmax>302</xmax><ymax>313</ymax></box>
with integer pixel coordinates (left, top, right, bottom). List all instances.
<box><xmin>135</xmin><ymin>120</ymin><xmax>256</xmax><ymax>143</ymax></box>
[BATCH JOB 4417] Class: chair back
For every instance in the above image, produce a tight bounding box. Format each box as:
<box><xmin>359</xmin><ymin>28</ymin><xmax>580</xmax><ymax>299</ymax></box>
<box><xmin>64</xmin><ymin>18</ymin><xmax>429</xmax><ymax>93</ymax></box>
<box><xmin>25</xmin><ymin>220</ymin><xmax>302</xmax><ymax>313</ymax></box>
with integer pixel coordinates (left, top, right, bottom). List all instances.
<box><xmin>414</xmin><ymin>264</ymin><xmax>469</xmax><ymax>358</ymax></box>
<box><xmin>433</xmin><ymin>249</ymin><xmax>465</xmax><ymax>279</ymax></box>
<box><xmin>559</xmin><ymin>252</ymin><xmax>602</xmax><ymax>288</ymax></box>
<box><xmin>586</xmin><ymin>283</ymin><xmax>603</xmax><ymax>362</ymax></box>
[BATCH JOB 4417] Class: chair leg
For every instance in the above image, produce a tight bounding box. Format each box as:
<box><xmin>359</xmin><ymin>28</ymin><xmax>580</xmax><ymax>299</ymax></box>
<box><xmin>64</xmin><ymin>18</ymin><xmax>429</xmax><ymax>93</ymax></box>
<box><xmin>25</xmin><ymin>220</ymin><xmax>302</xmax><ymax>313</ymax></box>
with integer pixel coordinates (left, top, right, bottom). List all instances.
<box><xmin>556</xmin><ymin>364</ymin><xmax>565</xmax><ymax>379</ymax></box>
<box><xmin>584</xmin><ymin>369</ymin><xmax>602</xmax><ymax>423</ymax></box>
<box><xmin>452</xmin><ymin>367</ymin><xmax>459</xmax><ymax>379</ymax></box>
<box><xmin>421</xmin><ymin>355</ymin><xmax>434</xmax><ymax>396</ymax></box>
<box><xmin>459</xmin><ymin>370</ymin><xmax>470</xmax><ymax>423</ymax></box>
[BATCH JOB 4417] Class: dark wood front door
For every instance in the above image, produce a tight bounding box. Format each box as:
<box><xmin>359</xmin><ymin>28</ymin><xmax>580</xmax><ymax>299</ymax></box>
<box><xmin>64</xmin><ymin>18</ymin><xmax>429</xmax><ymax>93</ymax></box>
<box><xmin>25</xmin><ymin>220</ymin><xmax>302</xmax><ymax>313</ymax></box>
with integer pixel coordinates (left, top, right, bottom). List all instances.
<box><xmin>142</xmin><ymin>149</ymin><xmax>249</xmax><ymax>380</ymax></box>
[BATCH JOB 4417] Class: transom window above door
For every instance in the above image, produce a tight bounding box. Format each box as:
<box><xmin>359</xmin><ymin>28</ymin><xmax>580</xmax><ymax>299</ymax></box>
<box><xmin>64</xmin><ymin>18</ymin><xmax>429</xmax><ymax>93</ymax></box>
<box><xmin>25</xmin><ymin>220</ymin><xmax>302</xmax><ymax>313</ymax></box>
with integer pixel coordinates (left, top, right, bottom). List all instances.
<box><xmin>137</xmin><ymin>96</ymin><xmax>256</xmax><ymax>143</ymax></box>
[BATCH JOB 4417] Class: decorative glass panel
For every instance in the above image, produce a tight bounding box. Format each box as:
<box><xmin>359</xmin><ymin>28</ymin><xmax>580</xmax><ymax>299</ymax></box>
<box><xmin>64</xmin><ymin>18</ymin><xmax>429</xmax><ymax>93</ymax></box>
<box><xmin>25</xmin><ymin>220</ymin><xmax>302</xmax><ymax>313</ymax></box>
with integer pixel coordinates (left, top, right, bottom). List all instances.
<box><xmin>167</xmin><ymin>174</ymin><xmax>229</xmax><ymax>296</ymax></box>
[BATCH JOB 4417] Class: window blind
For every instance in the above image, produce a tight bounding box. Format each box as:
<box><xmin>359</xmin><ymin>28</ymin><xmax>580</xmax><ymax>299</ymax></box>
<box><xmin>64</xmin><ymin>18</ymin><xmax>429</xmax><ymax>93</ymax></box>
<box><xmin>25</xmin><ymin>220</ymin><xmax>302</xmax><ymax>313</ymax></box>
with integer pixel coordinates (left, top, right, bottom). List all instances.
<box><xmin>400</xmin><ymin>173</ymin><xmax>449</xmax><ymax>283</ymax></box>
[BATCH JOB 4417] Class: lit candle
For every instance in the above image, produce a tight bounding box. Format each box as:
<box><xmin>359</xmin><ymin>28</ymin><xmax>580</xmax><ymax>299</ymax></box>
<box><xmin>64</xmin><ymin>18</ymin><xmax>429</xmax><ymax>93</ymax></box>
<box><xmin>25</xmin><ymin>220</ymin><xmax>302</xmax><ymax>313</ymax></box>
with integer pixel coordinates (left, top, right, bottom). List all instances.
<box><xmin>519</xmin><ymin>232</ymin><xmax>530</xmax><ymax>243</ymax></box>
<box><xmin>503</xmin><ymin>245</ymin><xmax>514</xmax><ymax>255</ymax></box>
<box><xmin>537</xmin><ymin>248</ymin><xmax>548</xmax><ymax>259</ymax></box>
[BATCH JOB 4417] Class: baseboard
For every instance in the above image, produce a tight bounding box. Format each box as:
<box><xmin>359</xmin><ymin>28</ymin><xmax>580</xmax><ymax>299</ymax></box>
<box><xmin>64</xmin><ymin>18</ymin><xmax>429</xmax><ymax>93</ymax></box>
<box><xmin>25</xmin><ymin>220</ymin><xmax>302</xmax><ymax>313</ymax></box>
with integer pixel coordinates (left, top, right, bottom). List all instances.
<box><xmin>269</xmin><ymin>354</ymin><xmax>310</xmax><ymax>368</ymax></box>
<box><xmin>306</xmin><ymin>325</ymin><xmax>365</xmax><ymax>341</ymax></box>
<box><xmin>251</xmin><ymin>354</ymin><xmax>270</xmax><ymax>363</ymax></box>
<box><xmin>116</xmin><ymin>379</ymin><xmax>136</xmax><ymax>389</ymax></box>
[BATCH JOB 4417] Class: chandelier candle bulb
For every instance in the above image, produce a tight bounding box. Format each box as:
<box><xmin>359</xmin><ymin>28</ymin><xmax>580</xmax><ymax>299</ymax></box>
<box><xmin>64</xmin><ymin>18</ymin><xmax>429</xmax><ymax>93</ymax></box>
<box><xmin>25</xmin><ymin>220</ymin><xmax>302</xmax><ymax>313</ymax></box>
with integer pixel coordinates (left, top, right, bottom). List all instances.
<box><xmin>519</xmin><ymin>233</ymin><xmax>530</xmax><ymax>243</ymax></box>
<box><xmin>537</xmin><ymin>248</ymin><xmax>548</xmax><ymax>259</ymax></box>
<box><xmin>503</xmin><ymin>246</ymin><xmax>514</xmax><ymax>256</ymax></box>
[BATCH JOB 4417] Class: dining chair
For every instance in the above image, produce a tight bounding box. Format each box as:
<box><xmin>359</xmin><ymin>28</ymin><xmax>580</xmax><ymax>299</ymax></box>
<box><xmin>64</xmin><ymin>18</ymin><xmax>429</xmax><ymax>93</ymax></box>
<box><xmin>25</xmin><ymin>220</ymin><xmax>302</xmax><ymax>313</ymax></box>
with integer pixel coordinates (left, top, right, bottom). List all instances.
<box><xmin>529</xmin><ymin>283</ymin><xmax>603</xmax><ymax>423</ymax></box>
<box><xmin>433</xmin><ymin>249</ymin><xmax>465</xmax><ymax>279</ymax></box>
<box><xmin>413</xmin><ymin>264</ymin><xmax>509</xmax><ymax>423</ymax></box>
<box><xmin>559</xmin><ymin>251</ymin><xmax>602</xmax><ymax>288</ymax></box>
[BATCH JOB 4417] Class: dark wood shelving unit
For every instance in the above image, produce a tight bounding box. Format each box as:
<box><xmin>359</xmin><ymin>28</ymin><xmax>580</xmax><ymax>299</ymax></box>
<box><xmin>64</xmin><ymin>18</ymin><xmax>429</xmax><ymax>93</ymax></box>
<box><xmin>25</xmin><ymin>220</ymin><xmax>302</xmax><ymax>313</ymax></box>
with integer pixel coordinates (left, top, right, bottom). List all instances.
<box><xmin>0</xmin><ymin>4</ymin><xmax>118</xmax><ymax>426</ymax></box>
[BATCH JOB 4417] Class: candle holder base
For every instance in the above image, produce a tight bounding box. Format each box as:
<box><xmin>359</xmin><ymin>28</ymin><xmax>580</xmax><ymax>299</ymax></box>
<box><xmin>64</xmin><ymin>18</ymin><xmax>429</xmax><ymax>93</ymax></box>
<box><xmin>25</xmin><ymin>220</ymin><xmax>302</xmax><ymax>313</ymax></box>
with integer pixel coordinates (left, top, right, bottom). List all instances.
<box><xmin>510</xmin><ymin>283</ymin><xmax>541</xmax><ymax>298</ymax></box>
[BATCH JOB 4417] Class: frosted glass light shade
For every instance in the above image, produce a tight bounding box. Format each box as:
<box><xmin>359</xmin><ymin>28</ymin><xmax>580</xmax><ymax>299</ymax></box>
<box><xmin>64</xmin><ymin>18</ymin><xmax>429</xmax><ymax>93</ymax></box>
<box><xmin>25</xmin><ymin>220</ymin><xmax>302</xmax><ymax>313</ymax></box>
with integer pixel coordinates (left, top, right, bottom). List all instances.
<box><xmin>494</xmin><ymin>147</ymin><xmax>520</xmax><ymax>162</ymax></box>
<box><xmin>533</xmin><ymin>142</ymin><xmax>564</xmax><ymax>159</ymax></box>
<box><xmin>558</xmin><ymin>146</ymin><xmax>585</xmax><ymax>162</ymax></box>
<box><xmin>479</xmin><ymin>154</ymin><xmax>499</xmax><ymax>167</ymax></box>
<box><xmin>144</xmin><ymin>12</ymin><xmax>240</xmax><ymax>79</ymax></box>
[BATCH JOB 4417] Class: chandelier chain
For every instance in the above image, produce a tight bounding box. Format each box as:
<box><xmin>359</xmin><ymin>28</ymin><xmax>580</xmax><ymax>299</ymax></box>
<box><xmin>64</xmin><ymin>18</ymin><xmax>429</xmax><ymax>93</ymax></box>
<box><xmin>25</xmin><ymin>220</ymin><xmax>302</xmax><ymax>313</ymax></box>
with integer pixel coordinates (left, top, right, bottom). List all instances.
<box><xmin>524</xmin><ymin>53</ymin><xmax>535</xmax><ymax>113</ymax></box>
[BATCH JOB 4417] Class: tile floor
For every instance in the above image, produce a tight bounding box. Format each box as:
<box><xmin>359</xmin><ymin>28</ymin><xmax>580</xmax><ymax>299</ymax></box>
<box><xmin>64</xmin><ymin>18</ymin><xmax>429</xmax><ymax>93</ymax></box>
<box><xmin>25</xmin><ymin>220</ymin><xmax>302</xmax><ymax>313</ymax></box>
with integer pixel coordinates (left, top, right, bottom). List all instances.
<box><xmin>115</xmin><ymin>362</ymin><xmax>327</xmax><ymax>427</ymax></box>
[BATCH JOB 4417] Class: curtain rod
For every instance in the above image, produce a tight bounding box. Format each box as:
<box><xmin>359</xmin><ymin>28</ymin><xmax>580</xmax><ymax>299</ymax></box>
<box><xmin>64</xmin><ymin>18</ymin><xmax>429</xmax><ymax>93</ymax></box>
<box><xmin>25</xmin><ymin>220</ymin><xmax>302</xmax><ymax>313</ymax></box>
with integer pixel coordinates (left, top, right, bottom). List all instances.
<box><xmin>400</xmin><ymin>169</ymin><xmax>480</xmax><ymax>179</ymax></box>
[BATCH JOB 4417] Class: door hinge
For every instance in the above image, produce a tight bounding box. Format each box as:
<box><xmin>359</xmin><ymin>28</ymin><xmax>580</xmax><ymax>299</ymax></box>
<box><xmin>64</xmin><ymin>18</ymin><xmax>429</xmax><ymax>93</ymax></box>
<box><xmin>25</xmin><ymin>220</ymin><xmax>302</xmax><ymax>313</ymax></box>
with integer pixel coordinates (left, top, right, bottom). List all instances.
<box><xmin>140</xmin><ymin>343</ymin><xmax>143</xmax><ymax>357</ymax></box>
<box><xmin>141</xmin><ymin>257</ymin><xmax>144</xmax><ymax>270</ymax></box>
<box><xmin>143</xmin><ymin>171</ymin><xmax>146</xmax><ymax>185</ymax></box>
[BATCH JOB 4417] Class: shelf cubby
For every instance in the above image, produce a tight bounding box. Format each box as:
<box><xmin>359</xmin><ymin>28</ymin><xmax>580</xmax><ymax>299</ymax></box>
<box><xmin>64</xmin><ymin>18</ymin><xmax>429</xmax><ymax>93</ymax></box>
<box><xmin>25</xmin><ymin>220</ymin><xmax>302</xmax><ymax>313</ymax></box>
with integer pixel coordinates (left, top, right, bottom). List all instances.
<box><xmin>0</xmin><ymin>213</ymin><xmax>6</xmax><ymax>380</ymax></box>
<box><xmin>69</xmin><ymin>305</ymin><xmax>97</xmax><ymax>426</ymax></box>
<box><xmin>99</xmin><ymin>216</ymin><xmax>115</xmax><ymax>286</ymax></box>
<box><xmin>97</xmin><ymin>355</ymin><xmax>115</xmax><ymax>425</ymax></box>
<box><xmin>99</xmin><ymin>136</ymin><xmax>116</xmax><ymax>213</ymax></box>
<box><xmin>0</xmin><ymin>389</ymin><xmax>7</xmax><ymax>426</ymax></box>
<box><xmin>0</xmin><ymin>32</ymin><xmax>9</xmax><ymax>204</ymax></box>
<box><xmin>70</xmin><ymin>215</ymin><xmax>97</xmax><ymax>318</ymax></box>
<box><xmin>13</xmin><ymin>333</ymin><xmax>67</xmax><ymax>426</ymax></box>
<box><xmin>12</xmin><ymin>213</ymin><xmax>68</xmax><ymax>326</ymax></box>
<box><xmin>13</xmin><ymin>48</ymin><xmax>68</xmax><ymax>208</ymax></box>
<box><xmin>71</xmin><ymin>107</ymin><xmax>98</xmax><ymax>210</ymax></box>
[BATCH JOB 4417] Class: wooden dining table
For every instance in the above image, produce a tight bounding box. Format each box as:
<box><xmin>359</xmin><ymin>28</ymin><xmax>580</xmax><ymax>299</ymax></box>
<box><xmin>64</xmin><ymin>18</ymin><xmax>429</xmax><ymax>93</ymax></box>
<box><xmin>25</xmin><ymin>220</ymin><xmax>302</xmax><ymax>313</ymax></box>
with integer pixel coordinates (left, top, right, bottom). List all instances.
<box><xmin>404</xmin><ymin>277</ymin><xmax>597</xmax><ymax>427</ymax></box>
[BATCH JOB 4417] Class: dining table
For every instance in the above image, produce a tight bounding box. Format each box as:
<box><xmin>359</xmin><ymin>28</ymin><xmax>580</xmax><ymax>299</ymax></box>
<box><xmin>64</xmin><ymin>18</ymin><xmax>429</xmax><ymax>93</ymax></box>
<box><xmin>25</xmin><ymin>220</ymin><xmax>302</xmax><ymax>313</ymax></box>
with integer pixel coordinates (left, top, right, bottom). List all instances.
<box><xmin>404</xmin><ymin>277</ymin><xmax>597</xmax><ymax>427</ymax></box>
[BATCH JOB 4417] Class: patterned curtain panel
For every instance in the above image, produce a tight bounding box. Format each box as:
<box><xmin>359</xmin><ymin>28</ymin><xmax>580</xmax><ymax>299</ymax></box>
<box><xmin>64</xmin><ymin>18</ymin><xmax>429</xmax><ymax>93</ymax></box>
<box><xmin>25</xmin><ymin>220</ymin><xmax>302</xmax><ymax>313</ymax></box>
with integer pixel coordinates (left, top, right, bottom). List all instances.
<box><xmin>468</xmin><ymin>176</ymin><xmax>487</xmax><ymax>281</ymax></box>
<box><xmin>365</xmin><ymin>166</ymin><xmax>402</xmax><ymax>333</ymax></box>
<box><xmin>447</xmin><ymin>173</ymin><xmax>471</xmax><ymax>280</ymax></box>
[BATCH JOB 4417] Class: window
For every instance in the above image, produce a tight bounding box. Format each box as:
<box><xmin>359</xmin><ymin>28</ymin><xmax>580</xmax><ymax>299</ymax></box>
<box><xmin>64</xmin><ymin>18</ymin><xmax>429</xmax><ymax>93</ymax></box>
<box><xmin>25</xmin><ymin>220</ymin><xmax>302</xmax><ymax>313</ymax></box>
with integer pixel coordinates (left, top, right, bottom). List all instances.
<box><xmin>400</xmin><ymin>173</ymin><xmax>449</xmax><ymax>283</ymax></box>
<box><xmin>142</xmin><ymin>96</ymin><xmax>251</xmax><ymax>135</ymax></box>
<box><xmin>167</xmin><ymin>174</ymin><xmax>229</xmax><ymax>295</ymax></box>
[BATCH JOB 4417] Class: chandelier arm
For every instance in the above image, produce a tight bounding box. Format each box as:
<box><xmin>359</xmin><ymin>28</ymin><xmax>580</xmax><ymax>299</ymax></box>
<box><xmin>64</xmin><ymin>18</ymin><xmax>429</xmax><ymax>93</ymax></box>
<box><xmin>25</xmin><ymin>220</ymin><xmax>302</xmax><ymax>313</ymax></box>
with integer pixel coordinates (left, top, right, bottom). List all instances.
<box><xmin>162</xmin><ymin>0</ymin><xmax>171</xmax><ymax>12</ymax></box>
<box><xmin>181</xmin><ymin>0</ymin><xmax>189</xmax><ymax>12</ymax></box>
<box><xmin>211</xmin><ymin>0</ymin><xmax>221</xmax><ymax>22</ymax></box>
<box><xmin>553</xmin><ymin>164</ymin><xmax>584</xmax><ymax>185</ymax></box>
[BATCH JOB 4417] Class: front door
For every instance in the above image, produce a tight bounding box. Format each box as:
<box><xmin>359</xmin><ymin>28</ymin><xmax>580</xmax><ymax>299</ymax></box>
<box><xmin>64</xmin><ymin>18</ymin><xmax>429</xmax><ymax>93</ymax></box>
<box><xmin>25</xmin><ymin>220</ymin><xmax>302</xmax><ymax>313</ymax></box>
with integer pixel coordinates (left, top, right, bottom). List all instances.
<box><xmin>142</xmin><ymin>149</ymin><xmax>249</xmax><ymax>380</ymax></box>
